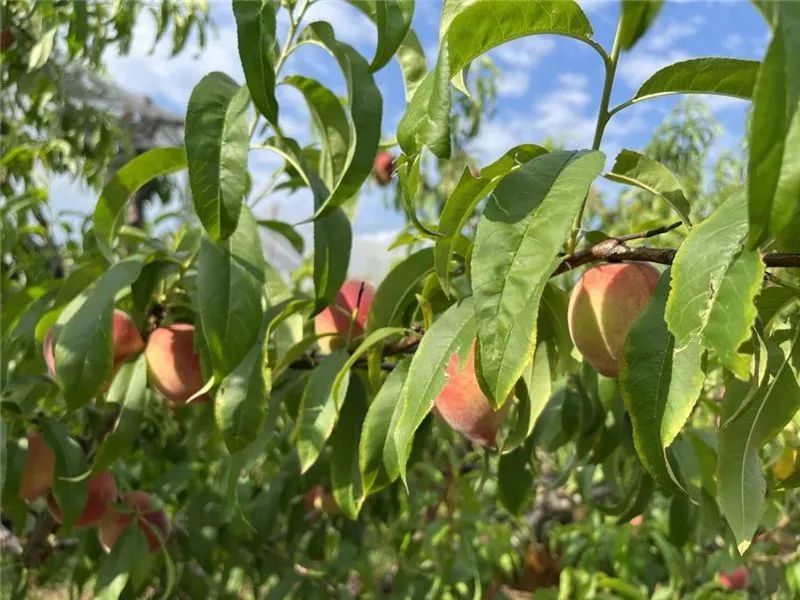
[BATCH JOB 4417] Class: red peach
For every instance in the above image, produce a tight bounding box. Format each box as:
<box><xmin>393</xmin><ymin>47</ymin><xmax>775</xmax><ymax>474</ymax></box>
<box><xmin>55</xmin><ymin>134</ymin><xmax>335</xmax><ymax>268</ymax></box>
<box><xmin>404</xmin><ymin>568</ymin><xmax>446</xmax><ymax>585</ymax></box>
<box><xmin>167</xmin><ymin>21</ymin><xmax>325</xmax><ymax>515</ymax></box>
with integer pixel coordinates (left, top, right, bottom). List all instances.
<box><xmin>567</xmin><ymin>263</ymin><xmax>660</xmax><ymax>377</ymax></box>
<box><xmin>19</xmin><ymin>432</ymin><xmax>55</xmax><ymax>502</ymax></box>
<box><xmin>434</xmin><ymin>341</ymin><xmax>507</xmax><ymax>447</ymax></box>
<box><xmin>303</xmin><ymin>485</ymin><xmax>338</xmax><ymax>516</ymax></box>
<box><xmin>374</xmin><ymin>152</ymin><xmax>395</xmax><ymax>186</ymax></box>
<box><xmin>314</xmin><ymin>279</ymin><xmax>376</xmax><ymax>354</ymax></box>
<box><xmin>719</xmin><ymin>566</ymin><xmax>748</xmax><ymax>591</ymax></box>
<box><xmin>144</xmin><ymin>323</ymin><xmax>206</xmax><ymax>404</ymax></box>
<box><xmin>98</xmin><ymin>491</ymin><xmax>170</xmax><ymax>554</ymax></box>
<box><xmin>47</xmin><ymin>470</ymin><xmax>117</xmax><ymax>527</ymax></box>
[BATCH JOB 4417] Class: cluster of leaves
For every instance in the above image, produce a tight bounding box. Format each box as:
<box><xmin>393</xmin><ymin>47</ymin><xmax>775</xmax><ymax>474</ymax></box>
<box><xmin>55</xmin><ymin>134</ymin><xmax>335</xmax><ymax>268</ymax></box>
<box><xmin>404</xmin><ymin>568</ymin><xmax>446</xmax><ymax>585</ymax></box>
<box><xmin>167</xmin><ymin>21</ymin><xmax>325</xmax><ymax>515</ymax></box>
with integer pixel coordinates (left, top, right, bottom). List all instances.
<box><xmin>2</xmin><ymin>0</ymin><xmax>800</xmax><ymax>598</ymax></box>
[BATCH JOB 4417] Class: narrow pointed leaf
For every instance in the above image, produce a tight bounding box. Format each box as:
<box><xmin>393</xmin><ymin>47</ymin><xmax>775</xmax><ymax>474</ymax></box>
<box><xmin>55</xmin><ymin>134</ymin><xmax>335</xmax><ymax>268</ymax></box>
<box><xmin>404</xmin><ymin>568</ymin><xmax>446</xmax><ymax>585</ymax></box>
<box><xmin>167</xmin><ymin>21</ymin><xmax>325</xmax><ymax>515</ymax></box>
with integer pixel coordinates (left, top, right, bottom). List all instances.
<box><xmin>396</xmin><ymin>29</ymin><xmax>427</xmax><ymax>101</ymax></box>
<box><xmin>186</xmin><ymin>72</ymin><xmax>250</xmax><ymax>241</ymax></box>
<box><xmin>619</xmin><ymin>0</ymin><xmax>664</xmax><ymax>50</ymax></box>
<box><xmin>349</xmin><ymin>0</ymin><xmax>415</xmax><ymax>72</ymax></box>
<box><xmin>41</xmin><ymin>418</ymin><xmax>88</xmax><ymax>531</ymax></box>
<box><xmin>606</xmin><ymin>149</ymin><xmax>691</xmax><ymax>227</ymax></box>
<box><xmin>198</xmin><ymin>206</ymin><xmax>265</xmax><ymax>380</ymax></box>
<box><xmin>393</xmin><ymin>299</ymin><xmax>476</xmax><ymax>483</ymax></box>
<box><xmin>330</xmin><ymin>377</ymin><xmax>367</xmax><ymax>518</ymax></box>
<box><xmin>619</xmin><ymin>269</ymin><xmax>704</xmax><ymax>492</ymax></box>
<box><xmin>718</xmin><ymin>325</ymin><xmax>800</xmax><ymax>553</ymax></box>
<box><xmin>498</xmin><ymin>444</ymin><xmax>534</xmax><ymax>515</ymax></box>
<box><xmin>666</xmin><ymin>193</ymin><xmax>765</xmax><ymax>379</ymax></box>
<box><xmin>634</xmin><ymin>58</ymin><xmax>759</xmax><ymax>102</ymax></box>
<box><xmin>367</xmin><ymin>248</ymin><xmax>434</xmax><ymax>333</ymax></box>
<box><xmin>472</xmin><ymin>150</ymin><xmax>605</xmax><ymax>406</ymax></box>
<box><xmin>93</xmin><ymin>148</ymin><xmax>187</xmax><ymax>260</ymax></box>
<box><xmin>54</xmin><ymin>257</ymin><xmax>144</xmax><ymax>409</ymax></box>
<box><xmin>295</xmin><ymin>350</ymin><xmax>351</xmax><ymax>473</ymax></box>
<box><xmin>435</xmin><ymin>145</ymin><xmax>548</xmax><ymax>294</ymax></box>
<box><xmin>233</xmin><ymin>0</ymin><xmax>279</xmax><ymax>123</ymax></box>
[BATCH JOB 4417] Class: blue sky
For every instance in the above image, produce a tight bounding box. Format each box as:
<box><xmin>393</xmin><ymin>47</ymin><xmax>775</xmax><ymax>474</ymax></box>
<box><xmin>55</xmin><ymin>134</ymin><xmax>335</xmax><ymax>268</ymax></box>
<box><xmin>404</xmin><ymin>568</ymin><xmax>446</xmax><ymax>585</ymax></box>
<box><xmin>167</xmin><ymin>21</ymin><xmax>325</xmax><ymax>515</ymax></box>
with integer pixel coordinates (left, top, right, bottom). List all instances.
<box><xmin>52</xmin><ymin>0</ymin><xmax>769</xmax><ymax>278</ymax></box>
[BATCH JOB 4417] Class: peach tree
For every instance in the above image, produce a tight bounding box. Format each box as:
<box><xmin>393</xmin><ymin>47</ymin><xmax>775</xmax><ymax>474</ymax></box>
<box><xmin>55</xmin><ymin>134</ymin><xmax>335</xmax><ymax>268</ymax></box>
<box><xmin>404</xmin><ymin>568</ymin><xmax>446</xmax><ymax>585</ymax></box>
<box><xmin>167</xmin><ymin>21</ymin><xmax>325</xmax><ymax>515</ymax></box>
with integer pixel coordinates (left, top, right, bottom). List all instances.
<box><xmin>2</xmin><ymin>0</ymin><xmax>800</xmax><ymax>597</ymax></box>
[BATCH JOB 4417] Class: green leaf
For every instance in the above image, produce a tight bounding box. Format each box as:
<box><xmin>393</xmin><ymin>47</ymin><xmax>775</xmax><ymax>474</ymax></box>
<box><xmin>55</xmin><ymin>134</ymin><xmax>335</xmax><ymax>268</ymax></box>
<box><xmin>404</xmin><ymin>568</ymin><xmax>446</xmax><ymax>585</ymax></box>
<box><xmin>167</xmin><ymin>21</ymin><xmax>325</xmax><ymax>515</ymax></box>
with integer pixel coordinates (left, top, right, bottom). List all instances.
<box><xmin>633</xmin><ymin>58</ymin><xmax>759</xmax><ymax>104</ymax></box>
<box><xmin>350</xmin><ymin>0</ymin><xmax>415</xmax><ymax>72</ymax></box>
<box><xmin>216</xmin><ymin>335</ymin><xmax>269</xmax><ymax>454</ymax></box>
<box><xmin>95</xmin><ymin>526</ymin><xmax>150</xmax><ymax>600</ymax></box>
<box><xmin>93</xmin><ymin>356</ymin><xmax>149</xmax><ymax>473</ymax></box>
<box><xmin>619</xmin><ymin>269</ymin><xmax>704</xmax><ymax>493</ymax></box>
<box><xmin>399</xmin><ymin>0</ymin><xmax>593</xmax><ymax>157</ymax></box>
<box><xmin>605</xmin><ymin>149</ymin><xmax>692</xmax><ymax>227</ymax></box>
<box><xmin>472</xmin><ymin>150</ymin><xmax>605</xmax><ymax>405</ymax></box>
<box><xmin>757</xmin><ymin>286</ymin><xmax>799</xmax><ymax>327</ymax></box>
<box><xmin>367</xmin><ymin>248</ymin><xmax>434</xmax><ymax>333</ymax></box>
<box><xmin>54</xmin><ymin>257</ymin><xmax>144</xmax><ymax>409</ymax></box>
<box><xmin>393</xmin><ymin>298</ymin><xmax>476</xmax><ymax>484</ymax></box>
<box><xmin>295</xmin><ymin>350</ymin><xmax>351</xmax><ymax>473</ymax></box>
<box><xmin>330</xmin><ymin>376</ymin><xmax>367</xmax><ymax>519</ymax></box>
<box><xmin>435</xmin><ymin>145</ymin><xmax>548</xmax><ymax>294</ymax></box>
<box><xmin>619</xmin><ymin>0</ymin><xmax>664</xmax><ymax>50</ymax></box>
<box><xmin>359</xmin><ymin>358</ymin><xmax>411</xmax><ymax>494</ymax></box>
<box><xmin>498</xmin><ymin>443</ymin><xmax>534</xmax><ymax>515</ymax></box>
<box><xmin>256</xmin><ymin>220</ymin><xmax>305</xmax><ymax>255</ymax></box>
<box><xmin>718</xmin><ymin>325</ymin><xmax>800</xmax><ymax>553</ymax></box>
<box><xmin>396</xmin><ymin>29</ymin><xmax>427</xmax><ymax>101</ymax></box>
<box><xmin>40</xmin><ymin>418</ymin><xmax>88</xmax><ymax>531</ymax></box>
<box><xmin>186</xmin><ymin>72</ymin><xmax>251</xmax><ymax>241</ymax></box>
<box><xmin>233</xmin><ymin>0</ymin><xmax>279</xmax><ymax>123</ymax></box>
<box><xmin>666</xmin><ymin>193</ymin><xmax>765</xmax><ymax>379</ymax></box>
<box><xmin>197</xmin><ymin>206</ymin><xmax>265</xmax><ymax>380</ymax></box>
<box><xmin>297</xmin><ymin>22</ymin><xmax>382</xmax><ymax>217</ymax></box>
<box><xmin>93</xmin><ymin>148</ymin><xmax>187</xmax><ymax>260</ymax></box>
<box><xmin>282</xmin><ymin>76</ymin><xmax>350</xmax><ymax>188</ymax></box>
<box><xmin>28</xmin><ymin>26</ymin><xmax>57</xmax><ymax>70</ymax></box>
<box><xmin>748</xmin><ymin>3</ymin><xmax>800</xmax><ymax>247</ymax></box>
<box><xmin>503</xmin><ymin>343</ymin><xmax>551</xmax><ymax>453</ymax></box>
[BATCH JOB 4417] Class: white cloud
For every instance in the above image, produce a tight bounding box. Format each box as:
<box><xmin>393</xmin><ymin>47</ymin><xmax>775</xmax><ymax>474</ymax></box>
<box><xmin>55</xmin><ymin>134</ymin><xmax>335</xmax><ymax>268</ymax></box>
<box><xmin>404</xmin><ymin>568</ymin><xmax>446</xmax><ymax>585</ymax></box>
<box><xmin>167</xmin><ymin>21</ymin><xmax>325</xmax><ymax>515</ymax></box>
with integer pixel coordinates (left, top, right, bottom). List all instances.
<box><xmin>493</xmin><ymin>37</ymin><xmax>556</xmax><ymax>68</ymax></box>
<box><xmin>617</xmin><ymin>50</ymin><xmax>692</xmax><ymax>89</ymax></box>
<box><xmin>646</xmin><ymin>20</ymin><xmax>701</xmax><ymax>52</ymax></box>
<box><xmin>497</xmin><ymin>69</ymin><xmax>531</xmax><ymax>98</ymax></box>
<box><xmin>724</xmin><ymin>33</ymin><xmax>743</xmax><ymax>53</ymax></box>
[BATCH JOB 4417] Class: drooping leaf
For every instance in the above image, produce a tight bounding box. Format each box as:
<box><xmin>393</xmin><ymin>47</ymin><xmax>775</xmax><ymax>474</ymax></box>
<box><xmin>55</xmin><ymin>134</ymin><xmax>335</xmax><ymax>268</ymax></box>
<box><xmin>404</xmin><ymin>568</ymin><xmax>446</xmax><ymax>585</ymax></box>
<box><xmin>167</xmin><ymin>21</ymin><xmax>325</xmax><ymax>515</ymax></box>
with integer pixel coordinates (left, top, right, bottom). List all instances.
<box><xmin>619</xmin><ymin>0</ymin><xmax>664</xmax><ymax>50</ymax></box>
<box><xmin>398</xmin><ymin>0</ymin><xmax>593</xmax><ymax>158</ymax></box>
<box><xmin>367</xmin><ymin>248</ymin><xmax>434</xmax><ymax>333</ymax></box>
<box><xmin>95</xmin><ymin>526</ymin><xmax>150</xmax><ymax>600</ymax></box>
<box><xmin>718</xmin><ymin>325</ymin><xmax>800</xmax><ymax>554</ymax></box>
<box><xmin>634</xmin><ymin>58</ymin><xmax>759</xmax><ymax>103</ymax></box>
<box><xmin>757</xmin><ymin>286</ymin><xmax>799</xmax><ymax>327</ymax></box>
<box><xmin>233</xmin><ymin>0</ymin><xmax>279</xmax><ymax>123</ymax></box>
<box><xmin>503</xmin><ymin>343</ymin><xmax>552</xmax><ymax>454</ymax></box>
<box><xmin>619</xmin><ymin>269</ymin><xmax>704</xmax><ymax>493</ymax></box>
<box><xmin>297</xmin><ymin>22</ymin><xmax>382</xmax><ymax>217</ymax></box>
<box><xmin>295</xmin><ymin>350</ymin><xmax>351</xmax><ymax>473</ymax></box>
<box><xmin>472</xmin><ymin>150</ymin><xmax>605</xmax><ymax>406</ymax></box>
<box><xmin>396</xmin><ymin>28</ymin><xmax>427</xmax><ymax>101</ymax></box>
<box><xmin>349</xmin><ymin>0</ymin><xmax>415</xmax><ymax>72</ymax></box>
<box><xmin>359</xmin><ymin>358</ymin><xmax>410</xmax><ymax>494</ymax></box>
<box><xmin>54</xmin><ymin>257</ymin><xmax>144</xmax><ymax>409</ymax></box>
<box><xmin>605</xmin><ymin>149</ymin><xmax>692</xmax><ymax>227</ymax></box>
<box><xmin>93</xmin><ymin>148</ymin><xmax>187</xmax><ymax>260</ymax></box>
<box><xmin>330</xmin><ymin>376</ymin><xmax>367</xmax><ymax>518</ymax></box>
<box><xmin>40</xmin><ymin>418</ymin><xmax>88</xmax><ymax>531</ymax></box>
<box><xmin>185</xmin><ymin>72</ymin><xmax>251</xmax><ymax>241</ymax></box>
<box><xmin>666</xmin><ymin>193</ymin><xmax>765</xmax><ymax>379</ymax></box>
<box><xmin>748</xmin><ymin>3</ymin><xmax>800</xmax><ymax>248</ymax></box>
<box><xmin>498</xmin><ymin>443</ymin><xmax>534</xmax><ymax>515</ymax></box>
<box><xmin>197</xmin><ymin>206</ymin><xmax>265</xmax><ymax>380</ymax></box>
<box><xmin>282</xmin><ymin>76</ymin><xmax>350</xmax><ymax>188</ymax></box>
<box><xmin>393</xmin><ymin>299</ymin><xmax>476</xmax><ymax>484</ymax></box>
<box><xmin>256</xmin><ymin>219</ymin><xmax>305</xmax><ymax>255</ymax></box>
<box><xmin>216</xmin><ymin>333</ymin><xmax>269</xmax><ymax>454</ymax></box>
<box><xmin>435</xmin><ymin>144</ymin><xmax>548</xmax><ymax>294</ymax></box>
<box><xmin>93</xmin><ymin>356</ymin><xmax>149</xmax><ymax>473</ymax></box>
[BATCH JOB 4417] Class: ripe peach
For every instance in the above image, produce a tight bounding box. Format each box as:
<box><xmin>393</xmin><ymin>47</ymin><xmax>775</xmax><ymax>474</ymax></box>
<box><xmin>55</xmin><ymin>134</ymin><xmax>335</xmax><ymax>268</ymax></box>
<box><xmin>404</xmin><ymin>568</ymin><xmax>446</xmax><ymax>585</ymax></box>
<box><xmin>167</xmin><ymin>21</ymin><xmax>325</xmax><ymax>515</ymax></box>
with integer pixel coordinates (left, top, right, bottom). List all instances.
<box><xmin>47</xmin><ymin>471</ymin><xmax>117</xmax><ymax>527</ymax></box>
<box><xmin>374</xmin><ymin>152</ymin><xmax>395</xmax><ymax>186</ymax></box>
<box><xmin>44</xmin><ymin>309</ymin><xmax>144</xmax><ymax>377</ymax></box>
<box><xmin>314</xmin><ymin>279</ymin><xmax>376</xmax><ymax>354</ymax></box>
<box><xmin>144</xmin><ymin>323</ymin><xmax>205</xmax><ymax>404</ymax></box>
<box><xmin>19</xmin><ymin>432</ymin><xmax>55</xmax><ymax>502</ymax></box>
<box><xmin>567</xmin><ymin>262</ymin><xmax>660</xmax><ymax>377</ymax></box>
<box><xmin>303</xmin><ymin>485</ymin><xmax>338</xmax><ymax>516</ymax></box>
<box><xmin>0</xmin><ymin>28</ymin><xmax>13</xmax><ymax>52</ymax></box>
<box><xmin>629</xmin><ymin>514</ymin><xmax>643</xmax><ymax>527</ymax></box>
<box><xmin>98</xmin><ymin>491</ymin><xmax>170</xmax><ymax>554</ymax></box>
<box><xmin>434</xmin><ymin>341</ymin><xmax>507</xmax><ymax>447</ymax></box>
<box><xmin>719</xmin><ymin>566</ymin><xmax>748</xmax><ymax>591</ymax></box>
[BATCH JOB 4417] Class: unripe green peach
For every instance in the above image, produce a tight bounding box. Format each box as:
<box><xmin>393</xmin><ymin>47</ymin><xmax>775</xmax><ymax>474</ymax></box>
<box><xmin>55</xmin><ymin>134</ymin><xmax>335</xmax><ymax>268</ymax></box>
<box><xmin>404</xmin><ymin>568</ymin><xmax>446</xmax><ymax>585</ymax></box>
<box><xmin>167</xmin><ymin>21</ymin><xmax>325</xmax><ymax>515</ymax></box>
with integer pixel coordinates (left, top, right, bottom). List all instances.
<box><xmin>19</xmin><ymin>432</ymin><xmax>55</xmax><ymax>502</ymax></box>
<box><xmin>434</xmin><ymin>341</ymin><xmax>507</xmax><ymax>447</ymax></box>
<box><xmin>44</xmin><ymin>309</ymin><xmax>144</xmax><ymax>377</ymax></box>
<box><xmin>144</xmin><ymin>323</ymin><xmax>205</xmax><ymax>405</ymax></box>
<box><xmin>567</xmin><ymin>262</ymin><xmax>660</xmax><ymax>377</ymax></box>
<box><xmin>47</xmin><ymin>471</ymin><xmax>117</xmax><ymax>527</ymax></box>
<box><xmin>98</xmin><ymin>491</ymin><xmax>170</xmax><ymax>554</ymax></box>
<box><xmin>313</xmin><ymin>279</ymin><xmax>376</xmax><ymax>354</ymax></box>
